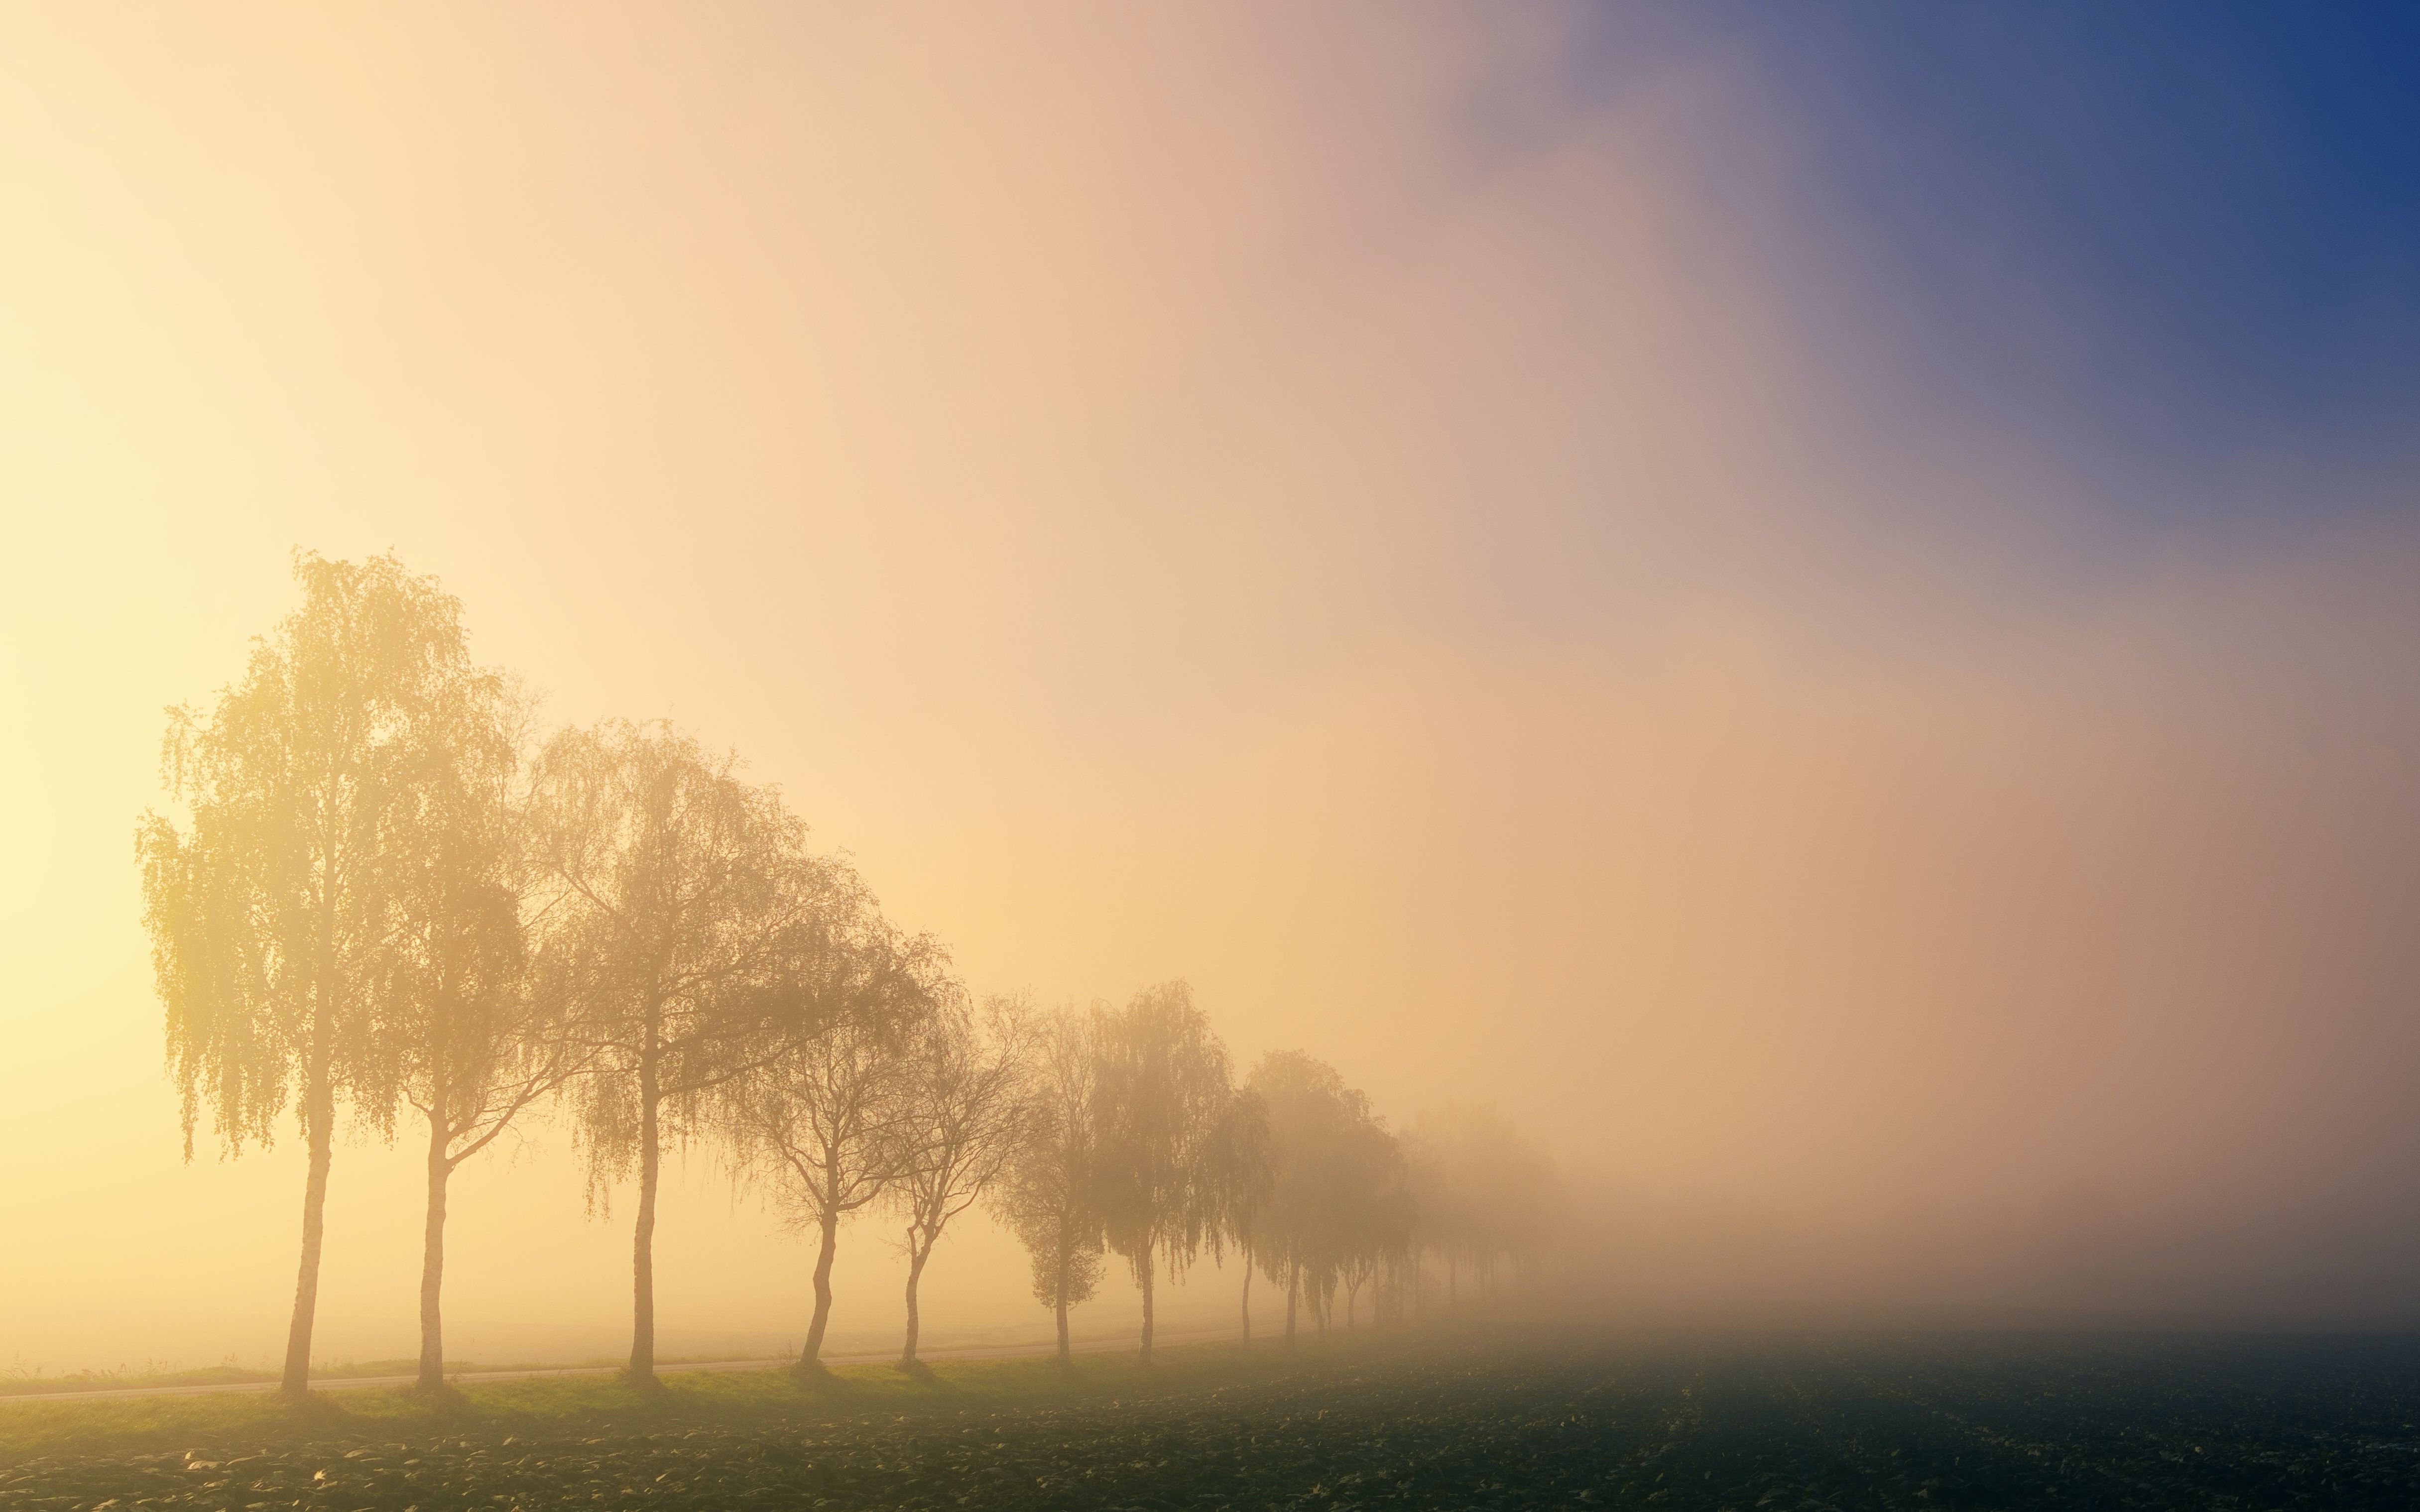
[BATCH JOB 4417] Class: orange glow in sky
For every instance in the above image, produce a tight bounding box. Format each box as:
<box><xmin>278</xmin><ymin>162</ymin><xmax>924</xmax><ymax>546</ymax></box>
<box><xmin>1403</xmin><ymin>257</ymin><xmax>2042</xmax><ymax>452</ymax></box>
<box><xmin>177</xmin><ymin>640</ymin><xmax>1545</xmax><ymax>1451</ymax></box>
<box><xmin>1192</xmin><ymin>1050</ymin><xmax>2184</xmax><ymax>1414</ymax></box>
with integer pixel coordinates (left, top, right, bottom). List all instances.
<box><xmin>7</xmin><ymin>4</ymin><xmax>2420</xmax><ymax>1373</ymax></box>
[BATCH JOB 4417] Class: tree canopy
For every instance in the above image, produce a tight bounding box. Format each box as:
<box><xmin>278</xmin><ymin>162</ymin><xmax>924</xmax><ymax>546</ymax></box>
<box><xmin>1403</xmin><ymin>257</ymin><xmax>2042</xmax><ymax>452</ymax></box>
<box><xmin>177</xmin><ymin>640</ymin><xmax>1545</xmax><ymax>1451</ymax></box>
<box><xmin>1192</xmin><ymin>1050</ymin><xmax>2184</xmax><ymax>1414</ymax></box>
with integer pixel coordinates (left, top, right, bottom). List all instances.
<box><xmin>138</xmin><ymin>551</ymin><xmax>493</xmax><ymax>1395</ymax></box>
<box><xmin>135</xmin><ymin>552</ymin><xmax>1563</xmax><ymax>1391</ymax></box>
<box><xmin>1092</xmin><ymin>981</ymin><xmax>1235</xmax><ymax>1362</ymax></box>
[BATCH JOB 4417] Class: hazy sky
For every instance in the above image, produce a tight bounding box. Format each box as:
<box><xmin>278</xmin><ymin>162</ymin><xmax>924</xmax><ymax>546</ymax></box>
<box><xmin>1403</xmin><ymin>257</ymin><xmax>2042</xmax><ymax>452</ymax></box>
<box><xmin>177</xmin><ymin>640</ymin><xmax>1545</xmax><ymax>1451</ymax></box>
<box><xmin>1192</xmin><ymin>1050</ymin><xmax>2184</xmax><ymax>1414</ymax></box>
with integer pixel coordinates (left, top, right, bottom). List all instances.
<box><xmin>6</xmin><ymin>5</ymin><xmax>2420</xmax><ymax>1373</ymax></box>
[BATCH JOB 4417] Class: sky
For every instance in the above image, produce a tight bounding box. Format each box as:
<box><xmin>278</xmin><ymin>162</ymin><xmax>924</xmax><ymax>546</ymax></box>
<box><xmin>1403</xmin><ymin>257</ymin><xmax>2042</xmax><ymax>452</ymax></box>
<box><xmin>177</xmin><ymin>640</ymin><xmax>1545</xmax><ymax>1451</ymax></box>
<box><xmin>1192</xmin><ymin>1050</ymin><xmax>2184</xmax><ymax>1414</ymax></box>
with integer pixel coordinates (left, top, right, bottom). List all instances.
<box><xmin>4</xmin><ymin>3</ymin><xmax>2420</xmax><ymax>1373</ymax></box>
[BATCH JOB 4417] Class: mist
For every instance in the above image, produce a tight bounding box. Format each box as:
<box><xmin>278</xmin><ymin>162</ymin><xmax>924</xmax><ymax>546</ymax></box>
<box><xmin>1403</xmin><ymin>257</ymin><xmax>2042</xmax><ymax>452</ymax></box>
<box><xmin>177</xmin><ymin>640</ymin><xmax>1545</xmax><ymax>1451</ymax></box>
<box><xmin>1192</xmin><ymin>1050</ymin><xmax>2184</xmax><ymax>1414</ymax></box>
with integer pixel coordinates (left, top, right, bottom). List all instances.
<box><xmin>6</xmin><ymin>3</ymin><xmax>2420</xmax><ymax>1381</ymax></box>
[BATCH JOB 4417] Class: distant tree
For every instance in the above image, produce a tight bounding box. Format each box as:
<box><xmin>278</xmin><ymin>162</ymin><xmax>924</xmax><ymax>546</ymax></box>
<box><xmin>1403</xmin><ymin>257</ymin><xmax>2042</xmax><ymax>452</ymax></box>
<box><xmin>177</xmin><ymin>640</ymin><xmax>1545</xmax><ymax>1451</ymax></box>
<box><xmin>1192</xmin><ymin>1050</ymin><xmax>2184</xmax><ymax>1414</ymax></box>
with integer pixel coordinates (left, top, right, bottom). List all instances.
<box><xmin>1251</xmin><ymin>1051</ymin><xmax>1342</xmax><ymax>1344</ymax></box>
<box><xmin>1402</xmin><ymin>1126</ymin><xmax>1459</xmax><ymax>1305</ymax></box>
<box><xmin>371</xmin><ymin>679</ymin><xmax>592</xmax><ymax>1393</ymax></box>
<box><xmin>1247</xmin><ymin>1050</ymin><xmax>1403</xmax><ymax>1345</ymax></box>
<box><xmin>138</xmin><ymin>551</ymin><xmax>481</xmax><ymax>1397</ymax></box>
<box><xmin>1406</xmin><ymin>1103</ymin><xmax>1558</xmax><ymax>1306</ymax></box>
<box><xmin>719</xmin><ymin>928</ymin><xmax>942</xmax><ymax>1369</ymax></box>
<box><xmin>1092</xmin><ymin>981</ymin><xmax>1235</xmax><ymax>1364</ymax></box>
<box><xmin>888</xmin><ymin>995</ymin><xmax>1033</xmax><ymax>1365</ymax></box>
<box><xmin>1382</xmin><ymin>1171</ymin><xmax>1423</xmax><ymax>1322</ymax></box>
<box><xmin>1337</xmin><ymin>1121</ymin><xmax>1412</xmax><ymax>1329</ymax></box>
<box><xmin>1206</xmin><ymin>1087</ymin><xmax>1274</xmax><ymax>1343</ymax></box>
<box><xmin>994</xmin><ymin>1004</ymin><xmax>1106</xmax><ymax>1366</ymax></box>
<box><xmin>522</xmin><ymin>719</ymin><xmax>854</xmax><ymax>1384</ymax></box>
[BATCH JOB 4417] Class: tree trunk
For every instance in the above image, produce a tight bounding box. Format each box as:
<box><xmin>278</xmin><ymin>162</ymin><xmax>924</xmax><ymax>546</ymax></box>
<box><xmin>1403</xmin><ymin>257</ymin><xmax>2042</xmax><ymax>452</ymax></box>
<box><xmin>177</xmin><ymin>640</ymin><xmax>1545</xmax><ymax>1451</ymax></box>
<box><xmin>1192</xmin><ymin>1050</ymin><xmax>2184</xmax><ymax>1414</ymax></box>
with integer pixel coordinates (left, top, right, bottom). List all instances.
<box><xmin>628</xmin><ymin>1046</ymin><xmax>661</xmax><ymax>1384</ymax></box>
<box><xmin>900</xmin><ymin>1229</ymin><xmax>931</xmax><ymax>1365</ymax></box>
<box><xmin>1138</xmin><ymin>1240</ymin><xmax>1156</xmax><ymax>1365</ymax></box>
<box><xmin>1240</xmin><ymin>1255</ymin><xmax>1253</xmax><ymax>1343</ymax></box>
<box><xmin>1285</xmin><ymin>1259</ymin><xmax>1299</xmax><ymax>1347</ymax></box>
<box><xmin>281</xmin><ymin>784</ymin><xmax>342</xmax><ymax>1402</ymax></box>
<box><xmin>802</xmin><ymin>1208</ymin><xmax>841</xmax><ymax>1364</ymax></box>
<box><xmin>1053</xmin><ymin>1239</ymin><xmax>1072</xmax><ymax>1366</ymax></box>
<box><xmin>1316</xmin><ymin>1281</ymin><xmax>1329</xmax><ymax>1341</ymax></box>
<box><xmin>280</xmin><ymin>1066</ymin><xmax>334</xmax><ymax>1397</ymax></box>
<box><xmin>1347</xmin><ymin>1278</ymin><xmax>1360</xmax><ymax>1331</ymax></box>
<box><xmin>417</xmin><ymin>1107</ymin><xmax>451</xmax><ymax>1392</ymax></box>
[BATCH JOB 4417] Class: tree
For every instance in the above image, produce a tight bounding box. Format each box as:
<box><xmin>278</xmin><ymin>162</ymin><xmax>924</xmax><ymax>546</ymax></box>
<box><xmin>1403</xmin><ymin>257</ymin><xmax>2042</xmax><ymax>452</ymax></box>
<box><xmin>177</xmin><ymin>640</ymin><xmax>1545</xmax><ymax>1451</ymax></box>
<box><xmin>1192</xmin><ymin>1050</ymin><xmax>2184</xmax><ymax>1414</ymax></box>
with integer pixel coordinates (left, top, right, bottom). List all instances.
<box><xmin>139</xmin><ymin>552</ymin><xmax>482</xmax><ymax>1397</ymax></box>
<box><xmin>1206</xmin><ymin>1087</ymin><xmax>1273</xmax><ymax>1343</ymax></box>
<box><xmin>1092</xmin><ymin>981</ymin><xmax>1234</xmax><ymax>1364</ymax></box>
<box><xmin>1406</xmin><ymin>1103</ymin><xmax>1558</xmax><ymax>1307</ymax></box>
<box><xmin>1336</xmin><ymin>1119</ymin><xmax>1412</xmax><ymax>1330</ymax></box>
<box><xmin>889</xmin><ymin>995</ymin><xmax>1032</xmax><ymax>1366</ymax></box>
<box><xmin>995</xmin><ymin>1004</ymin><xmax>1106</xmax><ymax>1366</ymax></box>
<box><xmin>719</xmin><ymin>927</ymin><xmax>942</xmax><ymax>1369</ymax></box>
<box><xmin>371</xmin><ymin>678</ymin><xmax>591</xmax><ymax>1392</ymax></box>
<box><xmin>1247</xmin><ymin>1050</ymin><xmax>1404</xmax><ymax>1345</ymax></box>
<box><xmin>522</xmin><ymin>719</ymin><xmax>853</xmax><ymax>1384</ymax></box>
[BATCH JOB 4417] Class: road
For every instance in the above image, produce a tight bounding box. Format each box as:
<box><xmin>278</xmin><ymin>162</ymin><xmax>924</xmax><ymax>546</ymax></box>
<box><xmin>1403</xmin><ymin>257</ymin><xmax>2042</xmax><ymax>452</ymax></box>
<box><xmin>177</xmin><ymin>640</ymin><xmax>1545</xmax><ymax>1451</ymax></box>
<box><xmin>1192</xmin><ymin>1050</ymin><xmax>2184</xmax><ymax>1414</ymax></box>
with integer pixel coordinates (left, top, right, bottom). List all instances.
<box><xmin>2</xmin><ymin>1324</ymin><xmax>1237</xmax><ymax>1404</ymax></box>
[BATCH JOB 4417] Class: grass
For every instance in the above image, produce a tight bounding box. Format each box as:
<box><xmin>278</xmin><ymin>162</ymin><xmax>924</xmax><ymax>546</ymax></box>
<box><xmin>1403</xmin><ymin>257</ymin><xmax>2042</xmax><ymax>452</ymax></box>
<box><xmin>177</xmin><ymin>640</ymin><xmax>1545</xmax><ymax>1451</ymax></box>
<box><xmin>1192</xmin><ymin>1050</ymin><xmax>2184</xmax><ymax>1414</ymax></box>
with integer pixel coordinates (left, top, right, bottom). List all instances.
<box><xmin>0</xmin><ymin>1351</ymin><xmax>802</xmax><ymax>1399</ymax></box>
<box><xmin>11</xmin><ymin>1331</ymin><xmax>2420</xmax><ymax>1509</ymax></box>
<box><xmin>0</xmin><ymin>1336</ymin><xmax>1301</xmax><ymax>1465</ymax></box>
<box><xmin>0</xmin><ymin>1363</ymin><xmax>280</xmax><ymax>1399</ymax></box>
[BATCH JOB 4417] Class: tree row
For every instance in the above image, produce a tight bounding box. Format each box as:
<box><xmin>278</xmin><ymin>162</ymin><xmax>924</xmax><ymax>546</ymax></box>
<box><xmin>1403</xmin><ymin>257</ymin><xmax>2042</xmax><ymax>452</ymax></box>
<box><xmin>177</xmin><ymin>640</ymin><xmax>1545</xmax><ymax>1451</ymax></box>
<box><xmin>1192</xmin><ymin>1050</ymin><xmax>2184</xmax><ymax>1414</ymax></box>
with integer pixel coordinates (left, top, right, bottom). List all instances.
<box><xmin>138</xmin><ymin>554</ymin><xmax>1555</xmax><ymax>1397</ymax></box>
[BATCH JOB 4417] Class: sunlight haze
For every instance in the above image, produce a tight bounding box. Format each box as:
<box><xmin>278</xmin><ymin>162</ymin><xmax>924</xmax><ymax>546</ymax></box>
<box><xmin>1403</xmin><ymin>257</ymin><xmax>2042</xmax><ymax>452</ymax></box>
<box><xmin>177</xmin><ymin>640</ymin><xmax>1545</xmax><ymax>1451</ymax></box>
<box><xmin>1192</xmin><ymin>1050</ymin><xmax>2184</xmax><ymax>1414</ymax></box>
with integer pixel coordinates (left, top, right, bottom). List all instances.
<box><xmin>6</xmin><ymin>3</ymin><xmax>2420</xmax><ymax>1378</ymax></box>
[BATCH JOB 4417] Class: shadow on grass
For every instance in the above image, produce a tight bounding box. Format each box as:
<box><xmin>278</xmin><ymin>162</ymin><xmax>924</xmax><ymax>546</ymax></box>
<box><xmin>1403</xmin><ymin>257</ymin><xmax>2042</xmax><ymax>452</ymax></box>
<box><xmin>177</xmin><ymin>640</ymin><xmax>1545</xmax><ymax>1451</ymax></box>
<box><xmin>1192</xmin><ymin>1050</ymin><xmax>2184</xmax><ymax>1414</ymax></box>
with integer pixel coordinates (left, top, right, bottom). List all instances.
<box><xmin>1</xmin><ymin>1336</ymin><xmax>1376</xmax><ymax>1465</ymax></box>
<box><xmin>280</xmin><ymin>1392</ymin><xmax>359</xmax><ymax>1430</ymax></box>
<box><xmin>788</xmin><ymin>1359</ymin><xmax>868</xmax><ymax>1399</ymax></box>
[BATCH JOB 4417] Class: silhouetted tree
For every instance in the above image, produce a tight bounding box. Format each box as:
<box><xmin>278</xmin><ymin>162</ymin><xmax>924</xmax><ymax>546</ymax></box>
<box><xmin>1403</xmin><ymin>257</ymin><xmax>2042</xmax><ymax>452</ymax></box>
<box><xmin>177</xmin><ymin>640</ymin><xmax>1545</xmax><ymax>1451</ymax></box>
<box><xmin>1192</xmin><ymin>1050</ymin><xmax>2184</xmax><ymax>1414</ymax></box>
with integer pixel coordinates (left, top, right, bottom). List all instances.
<box><xmin>1093</xmin><ymin>981</ymin><xmax>1234</xmax><ymax>1364</ymax></box>
<box><xmin>139</xmin><ymin>552</ymin><xmax>481</xmax><ymax>1397</ymax></box>
<box><xmin>1406</xmin><ymin>1103</ymin><xmax>1558</xmax><ymax>1306</ymax></box>
<box><xmin>889</xmin><ymin>995</ymin><xmax>1033</xmax><ymax>1365</ymax></box>
<box><xmin>522</xmin><ymin>719</ymin><xmax>847</xmax><ymax>1384</ymax></box>
<box><xmin>995</xmin><ymin>1004</ymin><xmax>1106</xmax><ymax>1365</ymax></box>
<box><xmin>1207</xmin><ymin>1087</ymin><xmax>1274</xmax><ymax>1343</ymax></box>
<box><xmin>372</xmin><ymin>679</ymin><xmax>593</xmax><ymax>1392</ymax></box>
<box><xmin>1248</xmin><ymin>1050</ymin><xmax>1405</xmax><ymax>1345</ymax></box>
<box><xmin>720</xmin><ymin>927</ymin><xmax>943</xmax><ymax>1368</ymax></box>
<box><xmin>1339</xmin><ymin>1138</ymin><xmax>1414</xmax><ymax>1329</ymax></box>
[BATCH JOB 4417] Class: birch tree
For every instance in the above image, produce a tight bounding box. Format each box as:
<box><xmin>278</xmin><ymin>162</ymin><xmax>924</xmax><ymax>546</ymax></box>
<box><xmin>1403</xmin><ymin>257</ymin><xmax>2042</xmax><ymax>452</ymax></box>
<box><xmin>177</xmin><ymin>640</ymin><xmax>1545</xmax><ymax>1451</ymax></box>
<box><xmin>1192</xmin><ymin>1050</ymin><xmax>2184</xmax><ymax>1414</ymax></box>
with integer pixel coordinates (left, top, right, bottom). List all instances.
<box><xmin>889</xmin><ymin>995</ymin><xmax>1032</xmax><ymax>1366</ymax></box>
<box><xmin>1208</xmin><ymin>1086</ymin><xmax>1274</xmax><ymax>1343</ymax></box>
<box><xmin>523</xmin><ymin>719</ymin><xmax>854</xmax><ymax>1384</ymax></box>
<box><xmin>138</xmin><ymin>551</ymin><xmax>479</xmax><ymax>1397</ymax></box>
<box><xmin>371</xmin><ymin>680</ymin><xmax>590</xmax><ymax>1392</ymax></box>
<box><xmin>720</xmin><ymin>930</ymin><xmax>944</xmax><ymax>1369</ymax></box>
<box><xmin>1406</xmin><ymin>1103</ymin><xmax>1559</xmax><ymax>1307</ymax></box>
<box><xmin>1092</xmin><ymin>981</ymin><xmax>1234</xmax><ymax>1364</ymax></box>
<box><xmin>995</xmin><ymin>1004</ymin><xmax>1106</xmax><ymax>1365</ymax></box>
<box><xmin>1248</xmin><ymin>1050</ymin><xmax>1402</xmax><ymax>1344</ymax></box>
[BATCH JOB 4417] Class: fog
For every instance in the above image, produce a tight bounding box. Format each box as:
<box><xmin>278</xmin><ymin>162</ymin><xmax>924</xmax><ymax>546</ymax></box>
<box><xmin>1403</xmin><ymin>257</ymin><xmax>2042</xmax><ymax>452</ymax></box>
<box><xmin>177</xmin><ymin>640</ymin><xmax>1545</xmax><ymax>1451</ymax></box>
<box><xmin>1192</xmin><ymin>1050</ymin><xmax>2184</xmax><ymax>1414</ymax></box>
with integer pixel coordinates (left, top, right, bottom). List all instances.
<box><xmin>5</xmin><ymin>4</ymin><xmax>2420</xmax><ymax>1377</ymax></box>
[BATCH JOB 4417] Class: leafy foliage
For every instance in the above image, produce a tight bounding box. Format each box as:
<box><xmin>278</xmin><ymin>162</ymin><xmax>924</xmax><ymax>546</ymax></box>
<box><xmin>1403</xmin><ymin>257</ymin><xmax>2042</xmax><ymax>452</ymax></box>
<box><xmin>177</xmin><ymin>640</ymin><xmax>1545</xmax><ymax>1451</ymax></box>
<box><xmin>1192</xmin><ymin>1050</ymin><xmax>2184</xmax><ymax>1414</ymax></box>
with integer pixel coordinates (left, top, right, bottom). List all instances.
<box><xmin>137</xmin><ymin>550</ymin><xmax>495</xmax><ymax>1394</ymax></box>
<box><xmin>1249</xmin><ymin>1051</ymin><xmax>1408</xmax><ymax>1334</ymax></box>
<box><xmin>1091</xmin><ymin>982</ymin><xmax>1235</xmax><ymax>1357</ymax></box>
<box><xmin>140</xmin><ymin>550</ymin><xmax>482</xmax><ymax>1161</ymax></box>
<box><xmin>889</xmin><ymin>995</ymin><xmax>1035</xmax><ymax>1362</ymax></box>
<box><xmin>1404</xmin><ymin>1103</ymin><xmax>1556</xmax><ymax>1298</ymax></box>
<box><xmin>995</xmin><ymin>1005</ymin><xmax>1107</xmax><ymax>1352</ymax></box>
<box><xmin>522</xmin><ymin>717</ymin><xmax>906</xmax><ymax>1376</ymax></box>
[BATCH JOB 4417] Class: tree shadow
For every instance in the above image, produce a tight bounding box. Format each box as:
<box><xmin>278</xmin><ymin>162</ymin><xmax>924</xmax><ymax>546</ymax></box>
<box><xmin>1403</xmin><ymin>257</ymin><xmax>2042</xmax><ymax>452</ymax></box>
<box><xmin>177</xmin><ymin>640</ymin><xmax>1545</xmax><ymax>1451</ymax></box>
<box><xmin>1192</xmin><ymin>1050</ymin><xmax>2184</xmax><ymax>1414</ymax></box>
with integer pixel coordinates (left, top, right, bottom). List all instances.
<box><xmin>788</xmin><ymin>1359</ymin><xmax>859</xmax><ymax>1398</ymax></box>
<box><xmin>278</xmin><ymin>1392</ymin><xmax>359</xmax><ymax>1429</ymax></box>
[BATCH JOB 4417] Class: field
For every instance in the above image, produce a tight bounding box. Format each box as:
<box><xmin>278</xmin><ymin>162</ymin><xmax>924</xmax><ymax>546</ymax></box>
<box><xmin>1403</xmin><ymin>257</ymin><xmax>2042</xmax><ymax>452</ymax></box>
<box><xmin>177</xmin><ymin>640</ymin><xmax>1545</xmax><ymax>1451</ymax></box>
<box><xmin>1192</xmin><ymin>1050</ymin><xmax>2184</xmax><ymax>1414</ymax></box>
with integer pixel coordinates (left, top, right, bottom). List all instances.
<box><xmin>5</xmin><ymin>1331</ymin><xmax>2420</xmax><ymax>1510</ymax></box>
